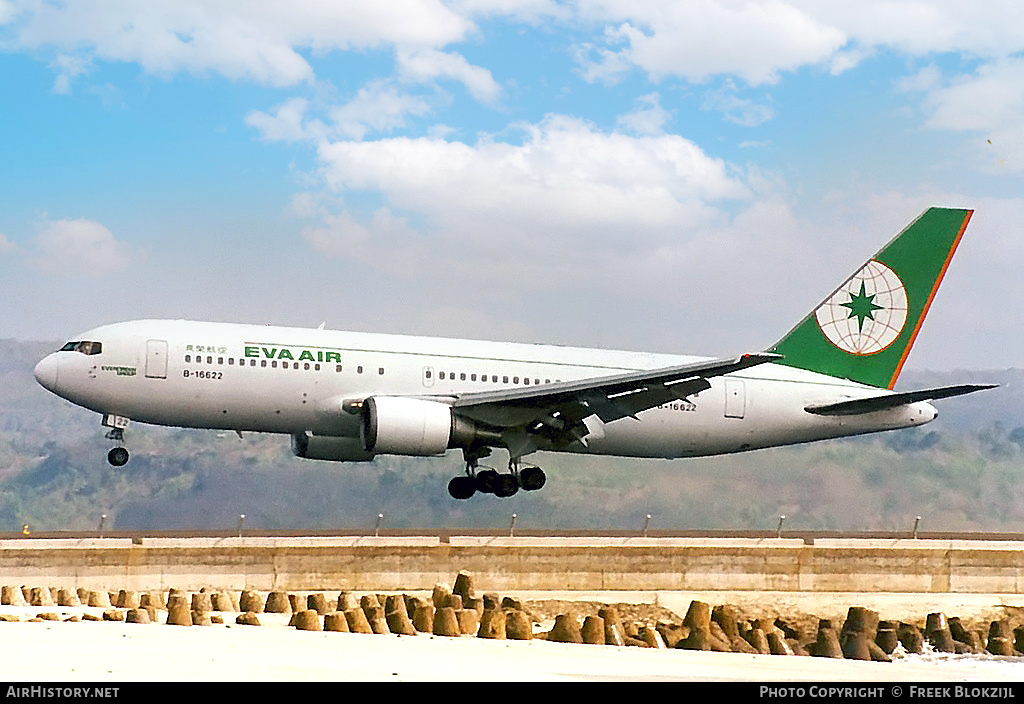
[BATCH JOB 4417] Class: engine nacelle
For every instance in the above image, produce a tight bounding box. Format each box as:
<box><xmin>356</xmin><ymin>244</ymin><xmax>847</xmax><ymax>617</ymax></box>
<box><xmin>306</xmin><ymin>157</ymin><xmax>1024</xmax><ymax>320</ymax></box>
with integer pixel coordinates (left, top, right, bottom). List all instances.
<box><xmin>360</xmin><ymin>396</ymin><xmax>455</xmax><ymax>456</ymax></box>
<box><xmin>291</xmin><ymin>432</ymin><xmax>376</xmax><ymax>462</ymax></box>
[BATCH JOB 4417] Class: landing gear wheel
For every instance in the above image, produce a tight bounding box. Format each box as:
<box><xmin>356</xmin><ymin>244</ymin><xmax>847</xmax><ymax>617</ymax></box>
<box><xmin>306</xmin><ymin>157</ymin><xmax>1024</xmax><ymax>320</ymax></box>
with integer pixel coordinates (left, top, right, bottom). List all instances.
<box><xmin>494</xmin><ymin>473</ymin><xmax>520</xmax><ymax>498</ymax></box>
<box><xmin>519</xmin><ymin>466</ymin><xmax>546</xmax><ymax>491</ymax></box>
<box><xmin>447</xmin><ymin>476</ymin><xmax>476</xmax><ymax>500</ymax></box>
<box><xmin>475</xmin><ymin>469</ymin><xmax>500</xmax><ymax>494</ymax></box>
<box><xmin>107</xmin><ymin>447</ymin><xmax>129</xmax><ymax>467</ymax></box>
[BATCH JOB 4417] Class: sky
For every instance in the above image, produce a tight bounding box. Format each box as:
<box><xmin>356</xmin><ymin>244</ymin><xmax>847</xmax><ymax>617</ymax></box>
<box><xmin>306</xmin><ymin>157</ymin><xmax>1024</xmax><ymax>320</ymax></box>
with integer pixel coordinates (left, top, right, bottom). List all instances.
<box><xmin>1</xmin><ymin>1</ymin><xmax>1022</xmax><ymax>372</ymax></box>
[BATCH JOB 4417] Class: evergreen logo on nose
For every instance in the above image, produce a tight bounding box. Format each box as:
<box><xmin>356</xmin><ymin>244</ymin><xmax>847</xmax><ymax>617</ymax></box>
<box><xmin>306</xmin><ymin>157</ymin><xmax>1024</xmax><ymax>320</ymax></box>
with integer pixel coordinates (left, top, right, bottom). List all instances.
<box><xmin>814</xmin><ymin>259</ymin><xmax>908</xmax><ymax>355</ymax></box>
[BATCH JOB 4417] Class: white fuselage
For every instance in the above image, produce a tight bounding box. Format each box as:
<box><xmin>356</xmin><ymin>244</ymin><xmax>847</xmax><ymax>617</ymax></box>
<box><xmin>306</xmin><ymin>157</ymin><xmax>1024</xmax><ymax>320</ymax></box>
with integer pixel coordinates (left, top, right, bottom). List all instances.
<box><xmin>34</xmin><ymin>319</ymin><xmax>937</xmax><ymax>460</ymax></box>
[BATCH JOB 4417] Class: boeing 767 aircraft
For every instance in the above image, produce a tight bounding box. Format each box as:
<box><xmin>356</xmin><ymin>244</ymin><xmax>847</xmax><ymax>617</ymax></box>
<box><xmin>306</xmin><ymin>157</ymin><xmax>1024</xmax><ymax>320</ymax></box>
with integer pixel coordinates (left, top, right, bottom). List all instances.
<box><xmin>35</xmin><ymin>207</ymin><xmax>994</xmax><ymax>499</ymax></box>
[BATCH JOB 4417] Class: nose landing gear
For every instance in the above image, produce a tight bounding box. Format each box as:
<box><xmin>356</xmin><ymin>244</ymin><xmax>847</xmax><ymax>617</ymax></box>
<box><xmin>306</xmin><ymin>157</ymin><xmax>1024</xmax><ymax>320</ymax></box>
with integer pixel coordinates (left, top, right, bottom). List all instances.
<box><xmin>102</xmin><ymin>414</ymin><xmax>131</xmax><ymax>467</ymax></box>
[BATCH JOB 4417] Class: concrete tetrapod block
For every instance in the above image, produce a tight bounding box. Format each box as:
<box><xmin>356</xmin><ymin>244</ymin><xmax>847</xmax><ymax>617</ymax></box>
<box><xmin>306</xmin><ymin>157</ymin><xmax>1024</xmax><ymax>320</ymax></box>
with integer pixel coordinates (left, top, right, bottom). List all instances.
<box><xmin>1015</xmin><ymin>626</ymin><xmax>1024</xmax><ymax>654</ymax></box>
<box><xmin>87</xmin><ymin>590</ymin><xmax>111</xmax><ymax>608</ymax></box>
<box><xmin>385</xmin><ymin>595</ymin><xmax>408</xmax><ymax>619</ymax></box>
<box><xmin>809</xmin><ymin>621</ymin><xmax>843</xmax><ymax>658</ymax></box>
<box><xmin>683</xmin><ymin>600</ymin><xmax>711</xmax><ymax>633</ymax></box>
<box><xmin>431</xmin><ymin>583</ymin><xmax>452</xmax><ymax>609</ymax></box>
<box><xmin>767</xmin><ymin>631</ymin><xmax>794</xmax><ymax>656</ymax></box>
<box><xmin>166</xmin><ymin>594</ymin><xmax>192</xmax><ymax>626</ymax></box>
<box><xmin>324</xmin><ymin>613</ymin><xmax>349</xmax><ymax>632</ymax></box>
<box><xmin>412</xmin><ymin>601</ymin><xmax>435</xmax><ymax>634</ymax></box>
<box><xmin>365</xmin><ymin>606</ymin><xmax>389</xmax><ymax>635</ymax></box>
<box><xmin>898</xmin><ymin>622</ymin><xmax>924</xmax><ymax>654</ymax></box>
<box><xmin>598</xmin><ymin>607</ymin><xmax>625</xmax><ymax>646</ymax></box>
<box><xmin>236</xmin><ymin>612</ymin><xmax>261</xmax><ymax>626</ymax></box>
<box><xmin>307</xmin><ymin>593</ymin><xmax>329</xmax><ymax>615</ymax></box>
<box><xmin>452</xmin><ymin>571</ymin><xmax>475</xmax><ymax>602</ymax></box>
<box><xmin>264</xmin><ymin>591</ymin><xmax>291</xmax><ymax>613</ymax></box>
<box><xmin>457</xmin><ymin>607</ymin><xmax>479</xmax><ymax>636</ymax></box>
<box><xmin>707</xmin><ymin>621</ymin><xmax>732</xmax><ymax>652</ymax></box>
<box><xmin>656</xmin><ymin>622</ymin><xmax>687</xmax><ymax>648</ymax></box>
<box><xmin>926</xmin><ymin>612</ymin><xmax>956</xmax><ymax>654</ymax></box>
<box><xmin>293</xmin><ymin>610</ymin><xmax>322</xmax><ymax>631</ymax></box>
<box><xmin>344</xmin><ymin>608</ymin><xmax>374</xmax><ymax>634</ymax></box>
<box><xmin>337</xmin><ymin>592</ymin><xmax>355</xmax><ymax>612</ymax></box>
<box><xmin>875</xmin><ymin>621</ymin><xmax>900</xmax><ymax>655</ymax></box>
<box><xmin>1</xmin><ymin>586</ymin><xmax>26</xmax><ymax>606</ymax></box>
<box><xmin>477</xmin><ymin>609</ymin><xmax>506</xmax><ymax>640</ymax></box>
<box><xmin>385</xmin><ymin>606</ymin><xmax>417</xmax><ymax>636</ymax></box>
<box><xmin>639</xmin><ymin>625</ymin><xmax>666</xmax><ymax>649</ymax></box>
<box><xmin>116</xmin><ymin>590</ymin><xmax>139</xmax><ymax>609</ymax></box>
<box><xmin>29</xmin><ymin>587</ymin><xmax>54</xmax><ymax>606</ymax></box>
<box><xmin>581</xmin><ymin>615</ymin><xmax>605</xmax><ymax>645</ymax></box>
<box><xmin>988</xmin><ymin>621</ymin><xmax>1019</xmax><ymax>656</ymax></box>
<box><xmin>505</xmin><ymin>610</ymin><xmax>532</xmax><ymax>641</ymax></box>
<box><xmin>239</xmin><ymin>591</ymin><xmax>263</xmax><ymax>613</ymax></box>
<box><xmin>712</xmin><ymin>604</ymin><xmax>740</xmax><ymax>640</ymax></box>
<box><xmin>211</xmin><ymin>592</ymin><xmax>236</xmax><ymax>613</ymax></box>
<box><xmin>744</xmin><ymin>628</ymin><xmax>769</xmax><ymax>655</ymax></box>
<box><xmin>548</xmin><ymin>614</ymin><xmax>584</xmax><ymax>644</ymax></box>
<box><xmin>191</xmin><ymin>592</ymin><xmax>212</xmax><ymax>615</ymax></box>
<box><xmin>433</xmin><ymin>607</ymin><xmax>461</xmax><ymax>637</ymax></box>
<box><xmin>57</xmin><ymin>589</ymin><xmax>80</xmax><ymax>607</ymax></box>
<box><xmin>125</xmin><ymin>608</ymin><xmax>151</xmax><ymax>624</ymax></box>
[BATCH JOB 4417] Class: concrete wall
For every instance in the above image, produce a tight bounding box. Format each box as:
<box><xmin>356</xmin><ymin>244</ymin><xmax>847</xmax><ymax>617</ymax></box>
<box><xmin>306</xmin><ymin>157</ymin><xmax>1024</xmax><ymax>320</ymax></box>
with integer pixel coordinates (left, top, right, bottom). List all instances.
<box><xmin>0</xmin><ymin>537</ymin><xmax>1022</xmax><ymax>594</ymax></box>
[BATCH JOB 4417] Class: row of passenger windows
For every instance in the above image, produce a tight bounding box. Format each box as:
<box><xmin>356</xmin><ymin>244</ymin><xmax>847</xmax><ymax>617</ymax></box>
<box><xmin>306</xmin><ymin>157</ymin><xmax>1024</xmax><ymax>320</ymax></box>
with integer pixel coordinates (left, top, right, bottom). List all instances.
<box><xmin>184</xmin><ymin>355</ymin><xmax>383</xmax><ymax>375</ymax></box>
<box><xmin>183</xmin><ymin>354</ymin><xmax>559</xmax><ymax>386</ymax></box>
<box><xmin>428</xmin><ymin>370</ymin><xmax>557</xmax><ymax>385</ymax></box>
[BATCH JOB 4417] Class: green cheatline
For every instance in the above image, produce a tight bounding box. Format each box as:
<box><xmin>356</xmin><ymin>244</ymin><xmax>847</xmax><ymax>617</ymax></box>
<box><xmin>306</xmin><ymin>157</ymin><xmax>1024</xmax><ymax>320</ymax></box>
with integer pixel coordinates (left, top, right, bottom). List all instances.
<box><xmin>767</xmin><ymin>207</ymin><xmax>972</xmax><ymax>389</ymax></box>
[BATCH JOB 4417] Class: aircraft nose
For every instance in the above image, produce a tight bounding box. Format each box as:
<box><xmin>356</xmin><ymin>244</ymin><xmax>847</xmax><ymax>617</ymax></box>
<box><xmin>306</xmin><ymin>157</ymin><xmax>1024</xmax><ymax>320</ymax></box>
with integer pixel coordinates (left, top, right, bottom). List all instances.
<box><xmin>34</xmin><ymin>354</ymin><xmax>60</xmax><ymax>392</ymax></box>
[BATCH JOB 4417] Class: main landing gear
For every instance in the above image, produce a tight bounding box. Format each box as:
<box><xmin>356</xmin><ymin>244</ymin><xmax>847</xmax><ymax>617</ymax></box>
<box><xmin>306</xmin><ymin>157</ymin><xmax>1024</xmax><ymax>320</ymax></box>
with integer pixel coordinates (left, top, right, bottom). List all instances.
<box><xmin>102</xmin><ymin>414</ymin><xmax>130</xmax><ymax>467</ymax></box>
<box><xmin>447</xmin><ymin>449</ymin><xmax>547</xmax><ymax>500</ymax></box>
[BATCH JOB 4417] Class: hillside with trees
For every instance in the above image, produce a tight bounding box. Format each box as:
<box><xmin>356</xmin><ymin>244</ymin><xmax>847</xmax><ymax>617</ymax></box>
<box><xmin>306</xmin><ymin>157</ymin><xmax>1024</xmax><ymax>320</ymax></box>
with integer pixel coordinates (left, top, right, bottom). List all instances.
<box><xmin>3</xmin><ymin>339</ymin><xmax>1023</xmax><ymax>533</ymax></box>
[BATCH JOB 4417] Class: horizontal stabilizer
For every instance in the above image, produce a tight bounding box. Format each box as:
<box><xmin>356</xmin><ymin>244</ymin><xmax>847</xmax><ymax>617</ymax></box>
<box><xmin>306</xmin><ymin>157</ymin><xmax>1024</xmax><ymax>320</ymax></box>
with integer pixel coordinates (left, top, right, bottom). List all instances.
<box><xmin>805</xmin><ymin>384</ymin><xmax>997</xmax><ymax>416</ymax></box>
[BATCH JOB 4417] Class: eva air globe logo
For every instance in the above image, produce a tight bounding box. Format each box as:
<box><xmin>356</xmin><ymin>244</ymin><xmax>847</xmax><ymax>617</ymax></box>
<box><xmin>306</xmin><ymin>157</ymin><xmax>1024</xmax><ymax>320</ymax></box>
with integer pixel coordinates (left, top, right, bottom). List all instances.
<box><xmin>815</xmin><ymin>260</ymin><xmax>908</xmax><ymax>355</ymax></box>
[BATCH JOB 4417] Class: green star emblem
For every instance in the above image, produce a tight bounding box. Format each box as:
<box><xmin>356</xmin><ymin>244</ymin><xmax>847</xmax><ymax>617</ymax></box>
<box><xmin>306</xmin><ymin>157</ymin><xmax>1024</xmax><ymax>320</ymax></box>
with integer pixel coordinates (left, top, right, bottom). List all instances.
<box><xmin>841</xmin><ymin>281</ymin><xmax>884</xmax><ymax>332</ymax></box>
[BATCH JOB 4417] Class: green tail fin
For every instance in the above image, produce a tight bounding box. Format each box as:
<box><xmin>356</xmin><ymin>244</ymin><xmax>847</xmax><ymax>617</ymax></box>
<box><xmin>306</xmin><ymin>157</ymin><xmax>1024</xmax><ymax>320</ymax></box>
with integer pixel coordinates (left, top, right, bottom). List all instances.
<box><xmin>767</xmin><ymin>207</ymin><xmax>973</xmax><ymax>389</ymax></box>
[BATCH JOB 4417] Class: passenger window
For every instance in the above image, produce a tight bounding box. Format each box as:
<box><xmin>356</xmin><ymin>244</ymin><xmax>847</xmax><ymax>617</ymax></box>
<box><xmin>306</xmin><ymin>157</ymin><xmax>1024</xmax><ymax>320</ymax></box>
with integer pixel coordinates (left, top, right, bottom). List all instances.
<box><xmin>185</xmin><ymin>355</ymin><xmax>191</xmax><ymax>363</ymax></box>
<box><xmin>378</xmin><ymin>367</ymin><xmax>384</xmax><ymax>375</ymax></box>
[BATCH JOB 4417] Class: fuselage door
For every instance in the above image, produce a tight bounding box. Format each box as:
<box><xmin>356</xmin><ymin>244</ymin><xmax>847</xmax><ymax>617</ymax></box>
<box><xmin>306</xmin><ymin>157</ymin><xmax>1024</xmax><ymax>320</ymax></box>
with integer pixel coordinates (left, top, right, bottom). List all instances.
<box><xmin>145</xmin><ymin>339</ymin><xmax>168</xmax><ymax>379</ymax></box>
<box><xmin>724</xmin><ymin>378</ymin><xmax>745</xmax><ymax>419</ymax></box>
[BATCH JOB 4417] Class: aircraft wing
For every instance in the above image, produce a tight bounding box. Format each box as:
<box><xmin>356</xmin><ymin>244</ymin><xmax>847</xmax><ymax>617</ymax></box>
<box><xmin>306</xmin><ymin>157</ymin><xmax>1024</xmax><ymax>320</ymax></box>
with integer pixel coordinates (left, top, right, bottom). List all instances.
<box><xmin>449</xmin><ymin>353</ymin><xmax>780</xmax><ymax>456</ymax></box>
<box><xmin>804</xmin><ymin>383</ymin><xmax>997</xmax><ymax>416</ymax></box>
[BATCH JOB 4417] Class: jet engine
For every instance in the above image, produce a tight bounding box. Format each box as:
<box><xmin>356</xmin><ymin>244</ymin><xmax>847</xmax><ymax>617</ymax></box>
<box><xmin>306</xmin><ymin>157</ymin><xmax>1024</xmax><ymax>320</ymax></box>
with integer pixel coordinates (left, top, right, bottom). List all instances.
<box><xmin>359</xmin><ymin>396</ymin><xmax>501</xmax><ymax>456</ymax></box>
<box><xmin>291</xmin><ymin>432</ymin><xmax>376</xmax><ymax>462</ymax></box>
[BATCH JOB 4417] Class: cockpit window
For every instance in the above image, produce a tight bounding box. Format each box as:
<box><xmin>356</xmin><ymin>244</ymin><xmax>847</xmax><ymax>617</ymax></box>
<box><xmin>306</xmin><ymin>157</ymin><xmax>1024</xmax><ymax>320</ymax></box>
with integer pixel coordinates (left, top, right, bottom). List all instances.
<box><xmin>59</xmin><ymin>341</ymin><xmax>102</xmax><ymax>355</ymax></box>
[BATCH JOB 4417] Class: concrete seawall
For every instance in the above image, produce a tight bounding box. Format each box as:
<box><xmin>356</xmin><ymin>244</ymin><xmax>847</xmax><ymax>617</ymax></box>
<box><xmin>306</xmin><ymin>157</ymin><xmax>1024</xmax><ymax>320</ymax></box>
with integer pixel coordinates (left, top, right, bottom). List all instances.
<box><xmin>0</xmin><ymin>536</ymin><xmax>1022</xmax><ymax>594</ymax></box>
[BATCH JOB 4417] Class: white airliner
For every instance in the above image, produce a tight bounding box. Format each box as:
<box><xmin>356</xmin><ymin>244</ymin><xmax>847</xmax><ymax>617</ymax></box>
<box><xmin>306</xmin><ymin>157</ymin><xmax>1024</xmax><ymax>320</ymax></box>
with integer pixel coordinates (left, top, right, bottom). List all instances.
<box><xmin>35</xmin><ymin>207</ymin><xmax>994</xmax><ymax>499</ymax></box>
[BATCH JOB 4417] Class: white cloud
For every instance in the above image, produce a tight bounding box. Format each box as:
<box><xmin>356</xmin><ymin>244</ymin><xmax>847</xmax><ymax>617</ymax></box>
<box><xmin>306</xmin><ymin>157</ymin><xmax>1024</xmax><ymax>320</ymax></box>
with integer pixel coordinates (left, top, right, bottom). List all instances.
<box><xmin>33</xmin><ymin>218</ymin><xmax>132</xmax><ymax>277</ymax></box>
<box><xmin>574</xmin><ymin>1</ymin><xmax>847</xmax><ymax>85</ymax></box>
<box><xmin>9</xmin><ymin>0</ymin><xmax>475</xmax><ymax>88</ymax></box>
<box><xmin>906</xmin><ymin>57</ymin><xmax>1024</xmax><ymax>171</ymax></box>
<box><xmin>701</xmin><ymin>81</ymin><xmax>775</xmax><ymax>127</ymax></box>
<box><xmin>245</xmin><ymin>97</ymin><xmax>313</xmax><ymax>143</ymax></box>
<box><xmin>572</xmin><ymin>1</ymin><xmax>1024</xmax><ymax>87</ymax></box>
<box><xmin>0</xmin><ymin>233</ymin><xmax>15</xmax><ymax>253</ymax></box>
<box><xmin>616</xmin><ymin>92</ymin><xmax>671</xmax><ymax>135</ymax></box>
<box><xmin>328</xmin><ymin>82</ymin><xmax>434</xmax><ymax>140</ymax></box>
<box><xmin>304</xmin><ymin>115</ymin><xmax>753</xmax><ymax>297</ymax></box>
<box><xmin>49</xmin><ymin>53</ymin><xmax>91</xmax><ymax>94</ymax></box>
<box><xmin>396</xmin><ymin>48</ymin><xmax>502</xmax><ymax>104</ymax></box>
